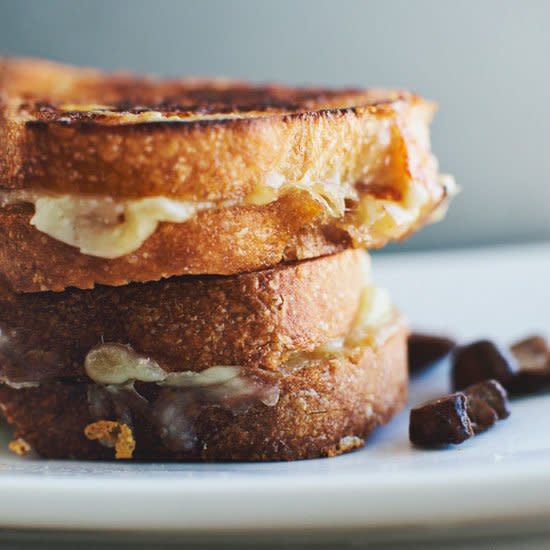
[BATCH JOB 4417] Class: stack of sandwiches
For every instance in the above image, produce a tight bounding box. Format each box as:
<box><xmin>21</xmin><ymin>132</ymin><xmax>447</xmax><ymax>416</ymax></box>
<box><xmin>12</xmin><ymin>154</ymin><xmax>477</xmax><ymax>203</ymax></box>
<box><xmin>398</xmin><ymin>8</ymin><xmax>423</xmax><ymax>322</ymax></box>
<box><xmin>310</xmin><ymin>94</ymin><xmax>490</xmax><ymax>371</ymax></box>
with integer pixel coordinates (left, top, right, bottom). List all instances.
<box><xmin>0</xmin><ymin>58</ymin><xmax>454</xmax><ymax>460</ymax></box>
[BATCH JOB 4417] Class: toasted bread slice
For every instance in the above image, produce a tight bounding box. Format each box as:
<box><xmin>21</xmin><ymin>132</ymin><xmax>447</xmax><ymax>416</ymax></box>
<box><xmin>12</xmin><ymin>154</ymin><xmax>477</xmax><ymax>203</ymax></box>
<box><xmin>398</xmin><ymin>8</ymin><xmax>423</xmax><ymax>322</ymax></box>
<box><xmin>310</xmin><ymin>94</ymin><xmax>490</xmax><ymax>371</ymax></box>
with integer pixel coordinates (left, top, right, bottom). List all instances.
<box><xmin>0</xmin><ymin>57</ymin><xmax>452</xmax><ymax>292</ymax></box>
<box><xmin>0</xmin><ymin>57</ymin><xmax>435</xmax><ymax>199</ymax></box>
<box><xmin>0</xmin><ymin>323</ymin><xmax>407</xmax><ymax>461</ymax></box>
<box><xmin>0</xmin><ymin>250</ymin><xmax>392</xmax><ymax>384</ymax></box>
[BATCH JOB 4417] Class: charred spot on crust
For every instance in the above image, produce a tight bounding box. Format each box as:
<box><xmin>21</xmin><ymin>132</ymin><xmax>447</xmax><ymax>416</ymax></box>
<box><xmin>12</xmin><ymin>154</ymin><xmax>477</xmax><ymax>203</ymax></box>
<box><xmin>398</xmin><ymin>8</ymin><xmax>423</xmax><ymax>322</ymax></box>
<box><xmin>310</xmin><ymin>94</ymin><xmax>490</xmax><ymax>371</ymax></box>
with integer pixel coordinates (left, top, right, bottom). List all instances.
<box><xmin>23</xmin><ymin>85</ymin><xmax>407</xmax><ymax>130</ymax></box>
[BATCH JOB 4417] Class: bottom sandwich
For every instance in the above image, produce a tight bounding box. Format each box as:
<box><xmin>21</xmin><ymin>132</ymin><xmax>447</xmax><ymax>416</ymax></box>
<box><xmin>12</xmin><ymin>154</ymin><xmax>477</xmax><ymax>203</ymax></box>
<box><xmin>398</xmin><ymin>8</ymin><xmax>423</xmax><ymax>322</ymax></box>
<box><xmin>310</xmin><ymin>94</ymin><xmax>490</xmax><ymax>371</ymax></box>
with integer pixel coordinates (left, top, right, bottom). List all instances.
<box><xmin>0</xmin><ymin>251</ymin><xmax>407</xmax><ymax>461</ymax></box>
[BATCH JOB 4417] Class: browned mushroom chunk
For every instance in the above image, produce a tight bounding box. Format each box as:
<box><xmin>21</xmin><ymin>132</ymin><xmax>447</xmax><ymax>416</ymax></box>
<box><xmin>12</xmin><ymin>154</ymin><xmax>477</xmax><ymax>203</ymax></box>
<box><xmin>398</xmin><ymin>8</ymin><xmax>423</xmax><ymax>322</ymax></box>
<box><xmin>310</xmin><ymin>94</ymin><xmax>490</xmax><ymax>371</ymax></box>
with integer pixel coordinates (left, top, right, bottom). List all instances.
<box><xmin>410</xmin><ymin>379</ymin><xmax>510</xmax><ymax>447</ymax></box>
<box><xmin>452</xmin><ymin>340</ymin><xmax>518</xmax><ymax>391</ymax></box>
<box><xmin>511</xmin><ymin>335</ymin><xmax>549</xmax><ymax>371</ymax></box>
<box><xmin>463</xmin><ymin>379</ymin><xmax>510</xmax><ymax>420</ymax></box>
<box><xmin>409</xmin><ymin>393</ymin><xmax>474</xmax><ymax>447</ymax></box>
<box><xmin>408</xmin><ymin>332</ymin><xmax>456</xmax><ymax>374</ymax></box>
<box><xmin>507</xmin><ymin>335</ymin><xmax>550</xmax><ymax>396</ymax></box>
<box><xmin>465</xmin><ymin>398</ymin><xmax>498</xmax><ymax>434</ymax></box>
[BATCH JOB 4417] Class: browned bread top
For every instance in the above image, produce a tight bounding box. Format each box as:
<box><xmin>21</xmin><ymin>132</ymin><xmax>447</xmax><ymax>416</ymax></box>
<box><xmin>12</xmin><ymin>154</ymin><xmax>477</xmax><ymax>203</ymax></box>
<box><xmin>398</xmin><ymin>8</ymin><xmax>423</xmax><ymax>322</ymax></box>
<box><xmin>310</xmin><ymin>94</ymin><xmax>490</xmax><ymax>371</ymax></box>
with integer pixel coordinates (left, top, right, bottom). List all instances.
<box><xmin>0</xmin><ymin>56</ymin><xmax>437</xmax><ymax>200</ymax></box>
<box><xmin>1</xmin><ymin>55</ymin><xmax>396</xmax><ymax>110</ymax></box>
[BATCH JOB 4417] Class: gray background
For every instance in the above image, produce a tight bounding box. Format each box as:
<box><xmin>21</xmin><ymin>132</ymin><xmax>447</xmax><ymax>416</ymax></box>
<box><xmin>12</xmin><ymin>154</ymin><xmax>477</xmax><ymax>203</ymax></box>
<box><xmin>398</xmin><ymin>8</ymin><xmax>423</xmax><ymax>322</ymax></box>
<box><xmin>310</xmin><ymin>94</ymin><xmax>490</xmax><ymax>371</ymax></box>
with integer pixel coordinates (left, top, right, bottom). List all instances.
<box><xmin>0</xmin><ymin>0</ymin><xmax>548</xmax><ymax>251</ymax></box>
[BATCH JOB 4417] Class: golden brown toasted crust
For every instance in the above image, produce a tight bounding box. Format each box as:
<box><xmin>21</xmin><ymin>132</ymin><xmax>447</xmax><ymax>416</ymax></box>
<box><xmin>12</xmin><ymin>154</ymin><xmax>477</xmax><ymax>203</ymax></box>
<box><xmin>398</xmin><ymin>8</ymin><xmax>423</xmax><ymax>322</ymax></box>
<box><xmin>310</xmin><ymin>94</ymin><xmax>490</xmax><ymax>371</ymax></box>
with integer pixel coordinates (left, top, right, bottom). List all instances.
<box><xmin>0</xmin><ymin>57</ymin><xmax>434</xmax><ymax>200</ymax></box>
<box><xmin>0</xmin><ymin>56</ymin><xmax>391</xmax><ymax>110</ymax></box>
<box><xmin>0</xmin><ymin>250</ymin><xmax>366</xmax><ymax>382</ymax></box>
<box><xmin>1</xmin><ymin>96</ymin><xmax>430</xmax><ymax>201</ymax></box>
<box><xmin>0</xmin><ymin>325</ymin><xmax>408</xmax><ymax>461</ymax></box>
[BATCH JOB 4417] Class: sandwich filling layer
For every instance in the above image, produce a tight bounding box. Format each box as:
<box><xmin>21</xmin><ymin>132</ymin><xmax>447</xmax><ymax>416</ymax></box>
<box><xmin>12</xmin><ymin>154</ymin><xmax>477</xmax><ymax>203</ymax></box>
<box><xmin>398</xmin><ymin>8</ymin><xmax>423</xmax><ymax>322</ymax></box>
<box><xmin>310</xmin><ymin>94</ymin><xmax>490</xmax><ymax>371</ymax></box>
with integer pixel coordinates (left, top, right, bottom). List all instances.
<box><xmin>0</xmin><ymin>174</ymin><xmax>455</xmax><ymax>259</ymax></box>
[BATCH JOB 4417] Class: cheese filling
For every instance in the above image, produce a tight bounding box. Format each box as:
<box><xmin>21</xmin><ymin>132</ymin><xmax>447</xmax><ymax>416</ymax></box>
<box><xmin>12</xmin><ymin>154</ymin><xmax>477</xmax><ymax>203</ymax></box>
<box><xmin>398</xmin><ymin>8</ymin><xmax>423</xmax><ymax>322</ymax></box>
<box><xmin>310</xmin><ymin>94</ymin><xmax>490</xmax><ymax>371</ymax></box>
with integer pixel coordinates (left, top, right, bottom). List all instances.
<box><xmin>84</xmin><ymin>344</ymin><xmax>241</xmax><ymax>387</ymax></box>
<box><xmin>245</xmin><ymin>170</ymin><xmax>358</xmax><ymax>218</ymax></box>
<box><xmin>0</xmin><ymin>191</ymin><xmax>227</xmax><ymax>259</ymax></box>
<box><xmin>356</xmin><ymin>172</ymin><xmax>457</xmax><ymax>242</ymax></box>
<box><xmin>78</xmin><ymin>262</ymin><xmax>398</xmax><ymax>453</ymax></box>
<box><xmin>0</xmin><ymin>172</ymin><xmax>454</xmax><ymax>259</ymax></box>
<box><xmin>84</xmin><ymin>345</ymin><xmax>280</xmax><ymax>408</ymax></box>
<box><xmin>295</xmin><ymin>268</ymin><xmax>399</xmax><ymax>358</ymax></box>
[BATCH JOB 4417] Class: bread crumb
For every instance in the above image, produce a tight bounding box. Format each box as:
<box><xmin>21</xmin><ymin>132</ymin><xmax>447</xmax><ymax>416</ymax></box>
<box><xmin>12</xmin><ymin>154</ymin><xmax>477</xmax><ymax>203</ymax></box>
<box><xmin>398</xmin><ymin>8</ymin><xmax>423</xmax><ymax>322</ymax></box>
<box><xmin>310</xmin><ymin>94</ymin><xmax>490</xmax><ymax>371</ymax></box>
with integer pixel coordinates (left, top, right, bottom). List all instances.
<box><xmin>338</xmin><ymin>435</ymin><xmax>364</xmax><ymax>453</ymax></box>
<box><xmin>8</xmin><ymin>438</ymin><xmax>31</xmax><ymax>456</ymax></box>
<box><xmin>326</xmin><ymin>435</ymin><xmax>365</xmax><ymax>456</ymax></box>
<box><xmin>84</xmin><ymin>420</ymin><xmax>135</xmax><ymax>459</ymax></box>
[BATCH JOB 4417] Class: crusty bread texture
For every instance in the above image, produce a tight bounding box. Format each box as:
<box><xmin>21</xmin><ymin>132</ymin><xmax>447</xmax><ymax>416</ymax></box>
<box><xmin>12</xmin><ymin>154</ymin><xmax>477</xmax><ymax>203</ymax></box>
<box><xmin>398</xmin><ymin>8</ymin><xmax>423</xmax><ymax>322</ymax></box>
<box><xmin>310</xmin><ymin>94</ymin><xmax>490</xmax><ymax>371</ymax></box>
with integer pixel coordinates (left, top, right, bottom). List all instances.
<box><xmin>0</xmin><ymin>250</ymin><xmax>366</xmax><ymax>383</ymax></box>
<box><xmin>1</xmin><ymin>56</ymin><xmax>434</xmax><ymax>200</ymax></box>
<box><xmin>0</xmin><ymin>324</ymin><xmax>408</xmax><ymax>461</ymax></box>
<box><xmin>0</xmin><ymin>57</ymin><xmax>450</xmax><ymax>293</ymax></box>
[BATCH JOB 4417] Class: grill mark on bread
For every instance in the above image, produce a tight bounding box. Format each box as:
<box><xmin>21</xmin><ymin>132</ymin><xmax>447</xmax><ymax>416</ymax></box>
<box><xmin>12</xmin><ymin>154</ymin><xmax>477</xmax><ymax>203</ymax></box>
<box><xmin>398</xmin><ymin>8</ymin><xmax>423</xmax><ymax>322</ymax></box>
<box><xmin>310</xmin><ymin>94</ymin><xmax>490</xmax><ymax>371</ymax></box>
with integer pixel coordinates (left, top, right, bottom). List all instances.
<box><xmin>24</xmin><ymin>103</ymin><xmax>399</xmax><ymax>131</ymax></box>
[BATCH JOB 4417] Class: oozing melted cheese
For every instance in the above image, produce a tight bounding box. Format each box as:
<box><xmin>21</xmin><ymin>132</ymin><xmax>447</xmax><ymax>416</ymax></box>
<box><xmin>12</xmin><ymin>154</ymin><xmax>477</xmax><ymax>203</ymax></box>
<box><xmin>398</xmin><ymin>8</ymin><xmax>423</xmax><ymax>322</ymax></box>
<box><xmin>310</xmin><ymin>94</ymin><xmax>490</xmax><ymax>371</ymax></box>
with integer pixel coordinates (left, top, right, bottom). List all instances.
<box><xmin>57</xmin><ymin>105</ymin><xmax>274</xmax><ymax>123</ymax></box>
<box><xmin>1</xmin><ymin>192</ymin><xmax>220</xmax><ymax>259</ymax></box>
<box><xmin>245</xmin><ymin>170</ymin><xmax>357</xmax><ymax>218</ymax></box>
<box><xmin>355</xmin><ymin>173</ymin><xmax>457</xmax><ymax>242</ymax></box>
<box><xmin>84</xmin><ymin>344</ymin><xmax>279</xmax><ymax>407</ymax></box>
<box><xmin>302</xmin><ymin>275</ymin><xmax>398</xmax><ymax>357</ymax></box>
<box><xmin>85</xmin><ymin>343</ymin><xmax>241</xmax><ymax>387</ymax></box>
<box><xmin>0</xmin><ymin>172</ymin><xmax>455</xmax><ymax>259</ymax></box>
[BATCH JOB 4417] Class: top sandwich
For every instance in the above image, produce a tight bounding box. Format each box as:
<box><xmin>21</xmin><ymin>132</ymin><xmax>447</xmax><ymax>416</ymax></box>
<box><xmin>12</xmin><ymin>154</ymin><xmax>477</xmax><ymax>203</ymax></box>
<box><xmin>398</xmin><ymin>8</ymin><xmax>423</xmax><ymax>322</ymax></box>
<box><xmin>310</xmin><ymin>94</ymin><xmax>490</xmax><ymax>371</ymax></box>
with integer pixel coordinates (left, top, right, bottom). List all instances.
<box><xmin>0</xmin><ymin>57</ymin><xmax>454</xmax><ymax>292</ymax></box>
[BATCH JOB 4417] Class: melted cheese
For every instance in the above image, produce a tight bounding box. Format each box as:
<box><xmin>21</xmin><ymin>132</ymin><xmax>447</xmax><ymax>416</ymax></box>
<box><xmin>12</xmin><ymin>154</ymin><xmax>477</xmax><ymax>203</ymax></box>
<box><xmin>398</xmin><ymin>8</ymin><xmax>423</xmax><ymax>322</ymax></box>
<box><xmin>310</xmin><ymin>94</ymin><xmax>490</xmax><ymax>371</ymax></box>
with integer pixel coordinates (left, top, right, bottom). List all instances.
<box><xmin>1</xmin><ymin>191</ymin><xmax>220</xmax><ymax>259</ymax></box>
<box><xmin>346</xmin><ymin>284</ymin><xmax>395</xmax><ymax>346</ymax></box>
<box><xmin>84</xmin><ymin>344</ymin><xmax>279</xmax><ymax>407</ymax></box>
<box><xmin>58</xmin><ymin>105</ymin><xmax>273</xmax><ymax>123</ymax></box>
<box><xmin>33</xmin><ymin>194</ymin><xmax>212</xmax><ymax>259</ymax></box>
<box><xmin>427</xmin><ymin>173</ymin><xmax>459</xmax><ymax>224</ymax></box>
<box><xmin>356</xmin><ymin>178</ymin><xmax>430</xmax><ymax>239</ymax></box>
<box><xmin>162</xmin><ymin>367</ymin><xmax>240</xmax><ymax>387</ymax></box>
<box><xmin>0</xmin><ymin>169</ymin><xmax>452</xmax><ymax>259</ymax></box>
<box><xmin>85</xmin><ymin>343</ymin><xmax>168</xmax><ymax>384</ymax></box>
<box><xmin>85</xmin><ymin>343</ymin><xmax>241</xmax><ymax>387</ymax></box>
<box><xmin>245</xmin><ymin>170</ymin><xmax>357</xmax><ymax>218</ymax></box>
<box><xmin>315</xmin><ymin>282</ymin><xmax>396</xmax><ymax>354</ymax></box>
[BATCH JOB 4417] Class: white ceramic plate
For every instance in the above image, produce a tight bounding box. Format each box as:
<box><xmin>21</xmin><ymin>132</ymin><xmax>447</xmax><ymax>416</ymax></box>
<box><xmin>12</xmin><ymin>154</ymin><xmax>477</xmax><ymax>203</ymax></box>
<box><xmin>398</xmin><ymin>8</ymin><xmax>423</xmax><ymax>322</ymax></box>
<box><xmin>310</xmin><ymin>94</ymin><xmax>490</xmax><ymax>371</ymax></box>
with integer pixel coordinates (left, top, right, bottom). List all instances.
<box><xmin>0</xmin><ymin>243</ymin><xmax>549</xmax><ymax>534</ymax></box>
